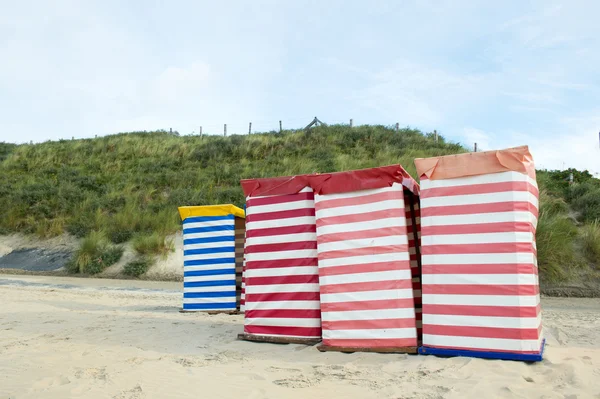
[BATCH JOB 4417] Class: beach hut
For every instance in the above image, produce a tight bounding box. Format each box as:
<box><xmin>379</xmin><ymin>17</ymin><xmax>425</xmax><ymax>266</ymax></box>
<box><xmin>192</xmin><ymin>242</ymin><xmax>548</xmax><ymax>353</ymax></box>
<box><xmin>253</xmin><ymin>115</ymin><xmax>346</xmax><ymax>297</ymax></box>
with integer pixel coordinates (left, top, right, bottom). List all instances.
<box><xmin>309</xmin><ymin>165</ymin><xmax>421</xmax><ymax>353</ymax></box>
<box><xmin>178</xmin><ymin>205</ymin><xmax>246</xmax><ymax>312</ymax></box>
<box><xmin>238</xmin><ymin>176</ymin><xmax>321</xmax><ymax>344</ymax></box>
<box><xmin>415</xmin><ymin>146</ymin><xmax>544</xmax><ymax>361</ymax></box>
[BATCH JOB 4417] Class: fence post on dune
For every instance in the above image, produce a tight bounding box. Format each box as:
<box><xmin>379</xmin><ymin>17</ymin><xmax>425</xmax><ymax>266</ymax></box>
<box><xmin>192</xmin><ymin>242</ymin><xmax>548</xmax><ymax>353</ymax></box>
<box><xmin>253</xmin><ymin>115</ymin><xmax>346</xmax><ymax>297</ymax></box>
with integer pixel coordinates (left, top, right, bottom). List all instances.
<box><xmin>350</xmin><ymin>118</ymin><xmax>353</xmax><ymax>128</ymax></box>
<box><xmin>474</xmin><ymin>142</ymin><xmax>478</xmax><ymax>152</ymax></box>
<box><xmin>199</xmin><ymin>126</ymin><xmax>202</xmax><ymax>138</ymax></box>
<box><xmin>434</xmin><ymin>130</ymin><xmax>438</xmax><ymax>143</ymax></box>
<box><xmin>224</xmin><ymin>124</ymin><xmax>227</xmax><ymax>137</ymax></box>
<box><xmin>395</xmin><ymin>123</ymin><xmax>399</xmax><ymax>133</ymax></box>
<box><xmin>279</xmin><ymin>120</ymin><xmax>282</xmax><ymax>133</ymax></box>
<box><xmin>249</xmin><ymin>122</ymin><xmax>252</xmax><ymax>135</ymax></box>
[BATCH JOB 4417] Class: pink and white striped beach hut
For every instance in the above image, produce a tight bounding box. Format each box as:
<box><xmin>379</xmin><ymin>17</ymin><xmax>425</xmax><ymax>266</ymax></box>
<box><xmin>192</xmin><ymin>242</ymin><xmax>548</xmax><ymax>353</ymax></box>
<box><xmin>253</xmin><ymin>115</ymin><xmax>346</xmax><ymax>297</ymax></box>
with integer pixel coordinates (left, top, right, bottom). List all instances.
<box><xmin>415</xmin><ymin>146</ymin><xmax>544</xmax><ymax>361</ymax></box>
<box><xmin>310</xmin><ymin>165</ymin><xmax>421</xmax><ymax>352</ymax></box>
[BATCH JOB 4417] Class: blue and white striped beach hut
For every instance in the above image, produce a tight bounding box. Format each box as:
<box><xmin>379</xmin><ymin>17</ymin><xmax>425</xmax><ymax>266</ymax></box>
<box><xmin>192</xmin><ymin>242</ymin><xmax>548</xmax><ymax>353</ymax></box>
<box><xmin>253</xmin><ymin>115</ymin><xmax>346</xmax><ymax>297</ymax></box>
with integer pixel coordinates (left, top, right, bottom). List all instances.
<box><xmin>178</xmin><ymin>205</ymin><xmax>246</xmax><ymax>312</ymax></box>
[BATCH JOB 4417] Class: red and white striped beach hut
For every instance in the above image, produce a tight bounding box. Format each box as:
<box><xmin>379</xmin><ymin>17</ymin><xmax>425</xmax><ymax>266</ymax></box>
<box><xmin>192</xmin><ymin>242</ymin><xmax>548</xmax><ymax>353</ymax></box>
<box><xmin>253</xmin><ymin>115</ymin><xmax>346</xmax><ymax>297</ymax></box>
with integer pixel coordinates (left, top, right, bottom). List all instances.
<box><xmin>238</xmin><ymin>175</ymin><xmax>321</xmax><ymax>343</ymax></box>
<box><xmin>310</xmin><ymin>165</ymin><xmax>421</xmax><ymax>352</ymax></box>
<box><xmin>415</xmin><ymin>146</ymin><xmax>544</xmax><ymax>361</ymax></box>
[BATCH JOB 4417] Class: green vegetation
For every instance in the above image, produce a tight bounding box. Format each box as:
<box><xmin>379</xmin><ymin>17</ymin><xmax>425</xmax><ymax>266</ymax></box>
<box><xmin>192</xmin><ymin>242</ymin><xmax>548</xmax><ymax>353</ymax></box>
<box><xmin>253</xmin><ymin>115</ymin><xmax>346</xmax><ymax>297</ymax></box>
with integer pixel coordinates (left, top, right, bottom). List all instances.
<box><xmin>123</xmin><ymin>257</ymin><xmax>152</xmax><ymax>277</ymax></box>
<box><xmin>1</xmin><ymin>127</ymin><xmax>598</xmax><ymax>283</ymax></box>
<box><xmin>132</xmin><ymin>233</ymin><xmax>175</xmax><ymax>257</ymax></box>
<box><xmin>66</xmin><ymin>231</ymin><xmax>124</xmax><ymax>275</ymax></box>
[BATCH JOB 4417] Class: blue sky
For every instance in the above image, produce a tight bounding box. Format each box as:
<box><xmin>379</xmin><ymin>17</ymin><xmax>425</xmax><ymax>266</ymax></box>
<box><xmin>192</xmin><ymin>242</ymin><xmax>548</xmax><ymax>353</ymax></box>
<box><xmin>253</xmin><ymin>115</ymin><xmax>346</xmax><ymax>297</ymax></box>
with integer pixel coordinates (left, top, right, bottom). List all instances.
<box><xmin>1</xmin><ymin>0</ymin><xmax>599</xmax><ymax>174</ymax></box>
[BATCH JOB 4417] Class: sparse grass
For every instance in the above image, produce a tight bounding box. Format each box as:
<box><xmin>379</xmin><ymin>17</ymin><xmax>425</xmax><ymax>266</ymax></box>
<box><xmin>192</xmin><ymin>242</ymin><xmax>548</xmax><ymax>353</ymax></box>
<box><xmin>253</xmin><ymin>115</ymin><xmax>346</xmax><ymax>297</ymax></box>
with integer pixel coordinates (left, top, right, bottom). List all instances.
<box><xmin>69</xmin><ymin>231</ymin><xmax>124</xmax><ymax>275</ymax></box>
<box><xmin>132</xmin><ymin>233</ymin><xmax>174</xmax><ymax>257</ymax></box>
<box><xmin>123</xmin><ymin>257</ymin><xmax>152</xmax><ymax>277</ymax></box>
<box><xmin>536</xmin><ymin>212</ymin><xmax>582</xmax><ymax>282</ymax></box>
<box><xmin>581</xmin><ymin>222</ymin><xmax>600</xmax><ymax>263</ymax></box>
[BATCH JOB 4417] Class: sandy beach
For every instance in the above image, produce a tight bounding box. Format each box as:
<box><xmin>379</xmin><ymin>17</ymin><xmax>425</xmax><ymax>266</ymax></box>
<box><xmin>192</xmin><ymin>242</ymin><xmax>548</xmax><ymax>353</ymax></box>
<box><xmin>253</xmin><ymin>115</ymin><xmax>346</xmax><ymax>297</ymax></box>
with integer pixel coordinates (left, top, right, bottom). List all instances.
<box><xmin>1</xmin><ymin>274</ymin><xmax>599</xmax><ymax>399</ymax></box>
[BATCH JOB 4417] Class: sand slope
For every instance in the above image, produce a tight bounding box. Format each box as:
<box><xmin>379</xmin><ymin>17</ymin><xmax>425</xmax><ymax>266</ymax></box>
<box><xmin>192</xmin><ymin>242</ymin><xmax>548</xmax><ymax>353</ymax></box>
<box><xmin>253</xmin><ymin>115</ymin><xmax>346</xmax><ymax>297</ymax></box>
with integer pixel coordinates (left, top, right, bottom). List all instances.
<box><xmin>1</xmin><ymin>275</ymin><xmax>599</xmax><ymax>399</ymax></box>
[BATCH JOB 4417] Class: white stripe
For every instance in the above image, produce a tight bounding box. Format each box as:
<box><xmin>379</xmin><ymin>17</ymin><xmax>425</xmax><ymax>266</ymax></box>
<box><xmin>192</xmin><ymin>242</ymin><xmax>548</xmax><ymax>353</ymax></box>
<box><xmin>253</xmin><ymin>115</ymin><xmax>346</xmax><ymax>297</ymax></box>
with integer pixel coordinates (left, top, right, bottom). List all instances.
<box><xmin>246</xmin><ymin>249</ymin><xmax>317</xmax><ymax>261</ymax></box>
<box><xmin>321</xmin><ymin>288</ymin><xmax>414</xmax><ymax>303</ymax></box>
<box><xmin>321</xmin><ymin>308</ymin><xmax>415</xmax><ymax>322</ymax></box>
<box><xmin>423</xmin><ymin>314</ymin><xmax>542</xmax><ymax>329</ymax></box>
<box><xmin>245</xmin><ymin>318</ymin><xmax>321</xmax><ymax>328</ymax></box>
<box><xmin>183</xmin><ymin>297</ymin><xmax>237</xmax><ymax>304</ymax></box>
<box><xmin>421</xmin><ymin>274</ymin><xmax>538</xmax><ymax>285</ymax></box>
<box><xmin>245</xmin><ymin>301</ymin><xmax>321</xmax><ymax>310</ymax></box>
<box><xmin>183</xmin><ymin>285</ymin><xmax>237</xmax><ymax>293</ymax></box>
<box><xmin>245</xmin><ymin>266</ymin><xmax>319</xmax><ymax>278</ymax></box>
<box><xmin>317</xmin><ymin>218</ymin><xmax>407</xmax><ymax>235</ymax></box>
<box><xmin>184</xmin><ymin>274</ymin><xmax>236</xmax><ymax>283</ymax></box>
<box><xmin>183</xmin><ymin>219</ymin><xmax>233</xmax><ymax>229</ymax></box>
<box><xmin>422</xmin><ymin>253</ymin><xmax>536</xmax><ymax>265</ymax></box>
<box><xmin>316</xmin><ymin>199</ymin><xmax>404</xmax><ymax>219</ymax></box>
<box><xmin>246</xmin><ymin>216</ymin><xmax>316</xmax><ymax>230</ymax></box>
<box><xmin>422</xmin><ymin>294</ymin><xmax>540</xmax><ymax>307</ymax></box>
<box><xmin>247</xmin><ymin>200</ymin><xmax>315</xmax><ymax>216</ymax></box>
<box><xmin>421</xmin><ymin>232</ymin><xmax>534</xmax><ymax>245</ymax></box>
<box><xmin>317</xmin><ymin>235</ymin><xmax>408</xmax><ymax>253</ymax></box>
<box><xmin>319</xmin><ymin>269</ymin><xmax>412</xmax><ymax>286</ymax></box>
<box><xmin>315</xmin><ymin>184</ymin><xmax>402</xmax><ymax>202</ymax></box>
<box><xmin>245</xmin><ymin>233</ymin><xmax>317</xmax><ymax>246</ymax></box>
<box><xmin>184</xmin><ymin>264</ymin><xmax>235</xmax><ymax>272</ymax></box>
<box><xmin>184</xmin><ymin>252</ymin><xmax>235</xmax><ymax>261</ymax></box>
<box><xmin>421</xmin><ymin>191</ymin><xmax>538</xmax><ymax>209</ymax></box>
<box><xmin>324</xmin><ymin>328</ymin><xmax>416</xmax><ymax>340</ymax></box>
<box><xmin>422</xmin><ymin>334</ymin><xmax>543</xmax><ymax>352</ymax></box>
<box><xmin>184</xmin><ymin>230</ymin><xmax>234</xmax><ymax>240</ymax></box>
<box><xmin>245</xmin><ymin>283</ymin><xmax>320</xmax><ymax>294</ymax></box>
<box><xmin>184</xmin><ymin>241</ymin><xmax>235</xmax><ymax>251</ymax></box>
<box><xmin>421</xmin><ymin>212</ymin><xmax>537</xmax><ymax>227</ymax></box>
<box><xmin>420</xmin><ymin>171</ymin><xmax>537</xmax><ymax>190</ymax></box>
<box><xmin>319</xmin><ymin>252</ymin><xmax>409</xmax><ymax>268</ymax></box>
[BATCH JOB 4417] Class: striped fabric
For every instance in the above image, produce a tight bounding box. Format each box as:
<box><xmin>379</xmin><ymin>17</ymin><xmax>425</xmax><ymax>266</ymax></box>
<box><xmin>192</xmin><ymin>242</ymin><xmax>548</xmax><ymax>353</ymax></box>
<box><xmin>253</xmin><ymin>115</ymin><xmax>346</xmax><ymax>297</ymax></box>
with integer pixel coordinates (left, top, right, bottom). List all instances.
<box><xmin>314</xmin><ymin>183</ymin><xmax>418</xmax><ymax>348</ymax></box>
<box><xmin>420</xmin><ymin>170</ymin><xmax>543</xmax><ymax>354</ymax></box>
<box><xmin>404</xmin><ymin>191</ymin><xmax>422</xmax><ymax>342</ymax></box>
<box><xmin>235</xmin><ymin>218</ymin><xmax>246</xmax><ymax>310</ymax></box>
<box><xmin>182</xmin><ymin>214</ymin><xmax>238</xmax><ymax>311</ymax></box>
<box><xmin>243</xmin><ymin>188</ymin><xmax>321</xmax><ymax>339</ymax></box>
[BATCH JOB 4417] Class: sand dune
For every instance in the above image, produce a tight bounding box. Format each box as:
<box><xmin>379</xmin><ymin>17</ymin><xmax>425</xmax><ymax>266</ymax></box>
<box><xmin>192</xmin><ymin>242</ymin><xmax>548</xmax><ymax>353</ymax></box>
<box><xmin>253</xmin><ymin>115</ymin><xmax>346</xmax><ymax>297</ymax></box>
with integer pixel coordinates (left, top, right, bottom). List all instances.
<box><xmin>1</xmin><ymin>274</ymin><xmax>599</xmax><ymax>399</ymax></box>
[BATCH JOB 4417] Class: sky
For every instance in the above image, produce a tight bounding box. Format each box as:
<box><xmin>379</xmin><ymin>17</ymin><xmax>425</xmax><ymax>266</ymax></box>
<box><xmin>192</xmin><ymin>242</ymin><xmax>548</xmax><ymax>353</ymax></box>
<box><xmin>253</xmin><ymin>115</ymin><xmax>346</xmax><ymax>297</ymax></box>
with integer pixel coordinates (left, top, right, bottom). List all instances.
<box><xmin>1</xmin><ymin>0</ymin><xmax>599</xmax><ymax>174</ymax></box>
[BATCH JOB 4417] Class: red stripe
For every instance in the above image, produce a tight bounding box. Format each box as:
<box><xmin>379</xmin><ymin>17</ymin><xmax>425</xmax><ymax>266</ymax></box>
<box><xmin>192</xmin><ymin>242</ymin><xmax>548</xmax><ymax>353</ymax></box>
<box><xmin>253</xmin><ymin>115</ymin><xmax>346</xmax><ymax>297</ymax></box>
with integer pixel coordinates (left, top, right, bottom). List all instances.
<box><xmin>320</xmin><ymin>279</ymin><xmax>413</xmax><ymax>294</ymax></box>
<box><xmin>421</xmin><ymin>242</ymin><xmax>535</xmax><ymax>255</ymax></box>
<box><xmin>322</xmin><ymin>318</ymin><xmax>416</xmax><ymax>331</ymax></box>
<box><xmin>317</xmin><ymin>227</ymin><xmax>406</xmax><ymax>244</ymax></box>
<box><xmin>422</xmin><ymin>264</ymin><xmax>538</xmax><ymax>275</ymax></box>
<box><xmin>318</xmin><ymin>261</ymin><xmax>411</xmax><ymax>277</ymax></box>
<box><xmin>322</xmin><ymin>338</ymin><xmax>417</xmax><ymax>348</ymax></box>
<box><xmin>319</xmin><ymin>244</ymin><xmax>409</xmax><ymax>260</ymax></box>
<box><xmin>247</xmin><ymin>257</ymin><xmax>318</xmax><ymax>269</ymax></box>
<box><xmin>245</xmin><ymin>292</ymin><xmax>320</xmax><ymax>302</ymax></box>
<box><xmin>245</xmin><ymin>309</ymin><xmax>321</xmax><ymax>319</ymax></box>
<box><xmin>246</xmin><ymin>274</ymin><xmax>319</xmax><ymax>286</ymax></box>
<box><xmin>317</xmin><ymin>208</ymin><xmax>404</xmax><ymax>227</ymax></box>
<box><xmin>421</xmin><ymin>222</ymin><xmax>534</xmax><ymax>236</ymax></box>
<box><xmin>405</xmin><ymin>224</ymin><xmax>421</xmax><ymax>234</ymax></box>
<box><xmin>423</xmin><ymin>304</ymin><xmax>541</xmax><ymax>318</ymax></box>
<box><xmin>421</xmin><ymin>182</ymin><xmax>539</xmax><ymax>199</ymax></box>
<box><xmin>316</xmin><ymin>190</ymin><xmax>402</xmax><ymax>210</ymax></box>
<box><xmin>423</xmin><ymin>324</ymin><xmax>541</xmax><ymax>340</ymax></box>
<box><xmin>422</xmin><ymin>344</ymin><xmax>542</xmax><ymax>354</ymax></box>
<box><xmin>246</xmin><ymin>207</ymin><xmax>315</xmax><ymax>223</ymax></box>
<box><xmin>422</xmin><ymin>201</ymin><xmax>538</xmax><ymax>217</ymax></box>
<box><xmin>246</xmin><ymin>240</ymin><xmax>317</xmax><ymax>254</ymax></box>
<box><xmin>247</xmin><ymin>192</ymin><xmax>314</xmax><ymax>207</ymax></box>
<box><xmin>244</xmin><ymin>325</ymin><xmax>321</xmax><ymax>337</ymax></box>
<box><xmin>245</xmin><ymin>224</ymin><xmax>316</xmax><ymax>238</ymax></box>
<box><xmin>422</xmin><ymin>284</ymin><xmax>539</xmax><ymax>296</ymax></box>
<box><xmin>321</xmin><ymin>299</ymin><xmax>415</xmax><ymax>312</ymax></box>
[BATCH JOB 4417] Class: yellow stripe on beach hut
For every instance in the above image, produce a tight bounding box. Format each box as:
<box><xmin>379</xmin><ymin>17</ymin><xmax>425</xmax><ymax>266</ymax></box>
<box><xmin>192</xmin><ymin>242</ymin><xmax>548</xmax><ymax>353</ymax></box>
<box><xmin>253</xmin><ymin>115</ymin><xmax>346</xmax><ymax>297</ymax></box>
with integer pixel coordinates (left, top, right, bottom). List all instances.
<box><xmin>178</xmin><ymin>204</ymin><xmax>245</xmax><ymax>220</ymax></box>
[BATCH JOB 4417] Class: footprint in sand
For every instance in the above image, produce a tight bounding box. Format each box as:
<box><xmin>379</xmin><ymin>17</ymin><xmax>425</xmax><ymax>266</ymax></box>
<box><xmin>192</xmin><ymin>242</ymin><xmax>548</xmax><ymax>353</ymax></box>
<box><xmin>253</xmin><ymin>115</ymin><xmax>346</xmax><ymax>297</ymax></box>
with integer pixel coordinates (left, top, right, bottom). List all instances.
<box><xmin>272</xmin><ymin>377</ymin><xmax>314</xmax><ymax>388</ymax></box>
<box><xmin>74</xmin><ymin>367</ymin><xmax>108</xmax><ymax>381</ymax></box>
<box><xmin>113</xmin><ymin>384</ymin><xmax>144</xmax><ymax>399</ymax></box>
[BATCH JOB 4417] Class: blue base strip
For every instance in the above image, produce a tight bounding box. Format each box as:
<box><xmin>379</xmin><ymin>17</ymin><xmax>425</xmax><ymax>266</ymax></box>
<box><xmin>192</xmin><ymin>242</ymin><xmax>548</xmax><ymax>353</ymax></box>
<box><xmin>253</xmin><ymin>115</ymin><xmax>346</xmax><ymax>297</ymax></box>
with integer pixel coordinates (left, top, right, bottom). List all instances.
<box><xmin>183</xmin><ymin>302</ymin><xmax>237</xmax><ymax>310</ymax></box>
<box><xmin>418</xmin><ymin>339</ymin><xmax>545</xmax><ymax>362</ymax></box>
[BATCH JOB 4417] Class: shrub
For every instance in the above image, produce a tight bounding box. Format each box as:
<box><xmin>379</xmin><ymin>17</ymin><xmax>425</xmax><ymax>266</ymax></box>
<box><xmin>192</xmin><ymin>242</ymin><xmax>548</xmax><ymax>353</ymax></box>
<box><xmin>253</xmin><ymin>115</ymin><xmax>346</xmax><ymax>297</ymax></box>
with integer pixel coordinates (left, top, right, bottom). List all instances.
<box><xmin>572</xmin><ymin>188</ymin><xmax>600</xmax><ymax>223</ymax></box>
<box><xmin>132</xmin><ymin>233</ymin><xmax>174</xmax><ymax>257</ymax></box>
<box><xmin>69</xmin><ymin>231</ymin><xmax>123</xmax><ymax>274</ymax></box>
<box><xmin>581</xmin><ymin>222</ymin><xmax>600</xmax><ymax>263</ymax></box>
<box><xmin>536</xmin><ymin>213</ymin><xmax>582</xmax><ymax>282</ymax></box>
<box><xmin>123</xmin><ymin>257</ymin><xmax>152</xmax><ymax>277</ymax></box>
